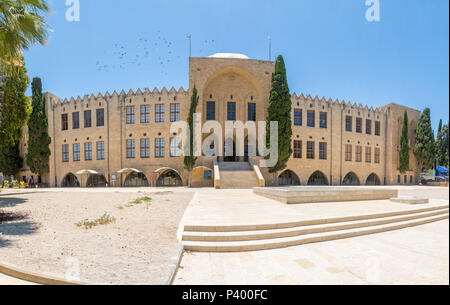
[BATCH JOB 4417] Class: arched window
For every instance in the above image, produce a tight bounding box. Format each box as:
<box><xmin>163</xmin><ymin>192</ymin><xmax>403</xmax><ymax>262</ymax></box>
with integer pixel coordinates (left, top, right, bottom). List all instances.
<box><xmin>307</xmin><ymin>171</ymin><xmax>329</xmax><ymax>185</ymax></box>
<box><xmin>366</xmin><ymin>173</ymin><xmax>381</xmax><ymax>185</ymax></box>
<box><xmin>62</xmin><ymin>173</ymin><xmax>80</xmax><ymax>187</ymax></box>
<box><xmin>124</xmin><ymin>172</ymin><xmax>149</xmax><ymax>187</ymax></box>
<box><xmin>342</xmin><ymin>172</ymin><xmax>360</xmax><ymax>185</ymax></box>
<box><xmin>87</xmin><ymin>174</ymin><xmax>108</xmax><ymax>187</ymax></box>
<box><xmin>157</xmin><ymin>170</ymin><xmax>183</xmax><ymax>187</ymax></box>
<box><xmin>278</xmin><ymin>170</ymin><xmax>300</xmax><ymax>186</ymax></box>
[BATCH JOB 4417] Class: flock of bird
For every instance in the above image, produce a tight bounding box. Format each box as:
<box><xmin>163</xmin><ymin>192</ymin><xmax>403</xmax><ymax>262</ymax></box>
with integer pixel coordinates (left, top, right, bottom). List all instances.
<box><xmin>95</xmin><ymin>31</ymin><xmax>217</xmax><ymax>75</ymax></box>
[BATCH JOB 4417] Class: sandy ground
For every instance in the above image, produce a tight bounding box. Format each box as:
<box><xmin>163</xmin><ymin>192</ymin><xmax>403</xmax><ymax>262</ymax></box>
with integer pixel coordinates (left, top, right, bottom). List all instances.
<box><xmin>0</xmin><ymin>189</ymin><xmax>193</xmax><ymax>284</ymax></box>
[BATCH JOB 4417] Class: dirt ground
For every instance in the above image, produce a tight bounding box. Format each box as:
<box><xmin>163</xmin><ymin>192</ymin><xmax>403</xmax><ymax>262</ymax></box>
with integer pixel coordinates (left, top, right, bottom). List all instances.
<box><xmin>0</xmin><ymin>189</ymin><xmax>193</xmax><ymax>284</ymax></box>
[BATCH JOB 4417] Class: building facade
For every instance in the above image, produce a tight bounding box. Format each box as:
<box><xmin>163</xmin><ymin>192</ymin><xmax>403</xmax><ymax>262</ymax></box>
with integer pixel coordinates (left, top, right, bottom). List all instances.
<box><xmin>19</xmin><ymin>54</ymin><xmax>421</xmax><ymax>187</ymax></box>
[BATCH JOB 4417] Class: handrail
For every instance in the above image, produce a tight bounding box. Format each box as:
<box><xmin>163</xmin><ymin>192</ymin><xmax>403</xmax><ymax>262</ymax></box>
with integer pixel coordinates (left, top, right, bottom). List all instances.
<box><xmin>249</xmin><ymin>158</ymin><xmax>265</xmax><ymax>187</ymax></box>
<box><xmin>213</xmin><ymin>158</ymin><xmax>221</xmax><ymax>189</ymax></box>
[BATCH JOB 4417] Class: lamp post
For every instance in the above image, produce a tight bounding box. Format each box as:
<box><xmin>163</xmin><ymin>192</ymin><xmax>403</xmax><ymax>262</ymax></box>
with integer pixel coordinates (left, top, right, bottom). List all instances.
<box><xmin>186</xmin><ymin>34</ymin><xmax>192</xmax><ymax>58</ymax></box>
<box><xmin>268</xmin><ymin>35</ymin><xmax>272</xmax><ymax>61</ymax></box>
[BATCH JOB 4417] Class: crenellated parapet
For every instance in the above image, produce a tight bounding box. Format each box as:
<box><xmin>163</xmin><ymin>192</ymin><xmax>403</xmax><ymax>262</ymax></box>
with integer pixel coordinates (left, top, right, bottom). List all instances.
<box><xmin>291</xmin><ymin>92</ymin><xmax>386</xmax><ymax>116</ymax></box>
<box><xmin>44</xmin><ymin>86</ymin><xmax>189</xmax><ymax>110</ymax></box>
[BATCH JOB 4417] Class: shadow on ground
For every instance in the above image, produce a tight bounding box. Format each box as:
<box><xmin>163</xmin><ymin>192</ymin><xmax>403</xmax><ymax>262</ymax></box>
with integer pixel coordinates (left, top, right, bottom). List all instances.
<box><xmin>0</xmin><ymin>195</ymin><xmax>28</xmax><ymax>208</ymax></box>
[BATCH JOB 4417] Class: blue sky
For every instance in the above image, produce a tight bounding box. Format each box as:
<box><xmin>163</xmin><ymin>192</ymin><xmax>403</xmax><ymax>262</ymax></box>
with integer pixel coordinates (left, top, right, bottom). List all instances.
<box><xmin>24</xmin><ymin>0</ymin><xmax>449</xmax><ymax>131</ymax></box>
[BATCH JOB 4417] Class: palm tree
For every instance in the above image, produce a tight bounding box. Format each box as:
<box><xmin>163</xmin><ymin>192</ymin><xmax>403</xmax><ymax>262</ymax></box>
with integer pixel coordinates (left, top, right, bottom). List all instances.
<box><xmin>0</xmin><ymin>0</ymin><xmax>50</xmax><ymax>69</ymax></box>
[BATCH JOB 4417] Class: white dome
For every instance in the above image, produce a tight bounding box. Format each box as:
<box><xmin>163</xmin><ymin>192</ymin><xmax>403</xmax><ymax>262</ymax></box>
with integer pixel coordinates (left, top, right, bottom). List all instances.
<box><xmin>208</xmin><ymin>53</ymin><xmax>249</xmax><ymax>59</ymax></box>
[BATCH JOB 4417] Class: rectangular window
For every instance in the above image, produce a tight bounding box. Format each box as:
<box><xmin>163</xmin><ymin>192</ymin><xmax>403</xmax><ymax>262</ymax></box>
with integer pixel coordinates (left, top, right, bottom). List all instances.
<box><xmin>206</xmin><ymin>102</ymin><xmax>215</xmax><ymax>120</ymax></box>
<box><xmin>319</xmin><ymin>142</ymin><xmax>327</xmax><ymax>160</ymax></box>
<box><xmin>248</xmin><ymin>103</ymin><xmax>256</xmax><ymax>121</ymax></box>
<box><xmin>97</xmin><ymin>141</ymin><xmax>105</xmax><ymax>161</ymax></box>
<box><xmin>62</xmin><ymin>144</ymin><xmax>69</xmax><ymax>162</ymax></box>
<box><xmin>227</xmin><ymin>102</ymin><xmax>236</xmax><ymax>121</ymax></box>
<box><xmin>72</xmin><ymin>112</ymin><xmax>80</xmax><ymax>129</ymax></box>
<box><xmin>375</xmin><ymin>121</ymin><xmax>381</xmax><ymax>136</ymax></box>
<box><xmin>307</xmin><ymin>141</ymin><xmax>315</xmax><ymax>159</ymax></box>
<box><xmin>293</xmin><ymin>140</ymin><xmax>302</xmax><ymax>159</ymax></box>
<box><xmin>140</xmin><ymin>139</ymin><xmax>150</xmax><ymax>159</ymax></box>
<box><xmin>307</xmin><ymin>111</ymin><xmax>315</xmax><ymax>127</ymax></box>
<box><xmin>345</xmin><ymin>144</ymin><xmax>352</xmax><ymax>162</ymax></box>
<box><xmin>170</xmin><ymin>103</ymin><xmax>180</xmax><ymax>122</ymax></box>
<box><xmin>366</xmin><ymin>119</ymin><xmax>372</xmax><ymax>135</ymax></box>
<box><xmin>84</xmin><ymin>142</ymin><xmax>93</xmax><ymax>161</ymax></box>
<box><xmin>170</xmin><ymin>138</ymin><xmax>181</xmax><ymax>157</ymax></box>
<box><xmin>96</xmin><ymin>109</ymin><xmax>105</xmax><ymax>127</ymax></box>
<box><xmin>126</xmin><ymin>140</ymin><xmax>136</xmax><ymax>159</ymax></box>
<box><xmin>365</xmin><ymin>147</ymin><xmax>372</xmax><ymax>163</ymax></box>
<box><xmin>126</xmin><ymin>106</ymin><xmax>135</xmax><ymax>124</ymax></box>
<box><xmin>320</xmin><ymin>112</ymin><xmax>327</xmax><ymax>129</ymax></box>
<box><xmin>345</xmin><ymin>116</ymin><xmax>352</xmax><ymax>132</ymax></box>
<box><xmin>294</xmin><ymin>109</ymin><xmax>302</xmax><ymax>126</ymax></box>
<box><xmin>410</xmin><ymin>176</ymin><xmax>413</xmax><ymax>184</ymax></box>
<box><xmin>356</xmin><ymin>146</ymin><xmax>362</xmax><ymax>162</ymax></box>
<box><xmin>84</xmin><ymin>110</ymin><xmax>92</xmax><ymax>128</ymax></box>
<box><xmin>61</xmin><ymin>114</ymin><xmax>68</xmax><ymax>131</ymax></box>
<box><xmin>155</xmin><ymin>104</ymin><xmax>165</xmax><ymax>123</ymax></box>
<box><xmin>356</xmin><ymin>118</ymin><xmax>362</xmax><ymax>133</ymax></box>
<box><xmin>155</xmin><ymin>138</ymin><xmax>165</xmax><ymax>158</ymax></box>
<box><xmin>375</xmin><ymin>147</ymin><xmax>381</xmax><ymax>164</ymax></box>
<box><xmin>73</xmin><ymin>144</ymin><xmax>80</xmax><ymax>162</ymax></box>
<box><xmin>140</xmin><ymin>105</ymin><xmax>150</xmax><ymax>123</ymax></box>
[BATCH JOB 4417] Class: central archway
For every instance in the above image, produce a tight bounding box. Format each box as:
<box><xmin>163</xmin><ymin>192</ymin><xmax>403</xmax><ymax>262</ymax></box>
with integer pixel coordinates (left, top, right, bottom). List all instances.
<box><xmin>157</xmin><ymin>169</ymin><xmax>183</xmax><ymax>187</ymax></box>
<box><xmin>124</xmin><ymin>172</ymin><xmax>149</xmax><ymax>187</ymax></box>
<box><xmin>62</xmin><ymin>173</ymin><xmax>80</xmax><ymax>187</ymax></box>
<box><xmin>307</xmin><ymin>171</ymin><xmax>329</xmax><ymax>186</ymax></box>
<box><xmin>278</xmin><ymin>170</ymin><xmax>300</xmax><ymax>186</ymax></box>
<box><xmin>342</xmin><ymin>172</ymin><xmax>360</xmax><ymax>185</ymax></box>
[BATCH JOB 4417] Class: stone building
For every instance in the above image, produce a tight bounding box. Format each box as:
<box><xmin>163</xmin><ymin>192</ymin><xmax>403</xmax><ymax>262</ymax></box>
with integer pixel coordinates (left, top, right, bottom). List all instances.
<box><xmin>18</xmin><ymin>53</ymin><xmax>421</xmax><ymax>188</ymax></box>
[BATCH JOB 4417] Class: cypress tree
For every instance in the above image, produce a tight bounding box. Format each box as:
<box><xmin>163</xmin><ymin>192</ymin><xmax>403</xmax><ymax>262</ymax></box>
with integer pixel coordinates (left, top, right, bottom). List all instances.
<box><xmin>414</xmin><ymin>108</ymin><xmax>435</xmax><ymax>171</ymax></box>
<box><xmin>26</xmin><ymin>77</ymin><xmax>51</xmax><ymax>176</ymax></box>
<box><xmin>183</xmin><ymin>85</ymin><xmax>199</xmax><ymax>187</ymax></box>
<box><xmin>266</xmin><ymin>55</ymin><xmax>292</xmax><ymax>183</ymax></box>
<box><xmin>0</xmin><ymin>60</ymin><xmax>31</xmax><ymax>147</ymax></box>
<box><xmin>399</xmin><ymin>111</ymin><xmax>410</xmax><ymax>173</ymax></box>
<box><xmin>440</xmin><ymin>124</ymin><xmax>449</xmax><ymax>168</ymax></box>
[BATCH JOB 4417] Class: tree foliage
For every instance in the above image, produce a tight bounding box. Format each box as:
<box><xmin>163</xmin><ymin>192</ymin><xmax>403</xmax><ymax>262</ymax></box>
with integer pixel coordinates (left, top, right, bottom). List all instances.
<box><xmin>266</xmin><ymin>55</ymin><xmax>292</xmax><ymax>175</ymax></box>
<box><xmin>436</xmin><ymin>122</ymin><xmax>449</xmax><ymax>167</ymax></box>
<box><xmin>0</xmin><ymin>137</ymin><xmax>23</xmax><ymax>177</ymax></box>
<box><xmin>183</xmin><ymin>85</ymin><xmax>199</xmax><ymax>184</ymax></box>
<box><xmin>413</xmin><ymin>108</ymin><xmax>435</xmax><ymax>171</ymax></box>
<box><xmin>399</xmin><ymin>111</ymin><xmax>410</xmax><ymax>173</ymax></box>
<box><xmin>0</xmin><ymin>0</ymin><xmax>50</xmax><ymax>67</ymax></box>
<box><xmin>25</xmin><ymin>77</ymin><xmax>51</xmax><ymax>175</ymax></box>
<box><xmin>0</xmin><ymin>60</ymin><xmax>31</xmax><ymax>148</ymax></box>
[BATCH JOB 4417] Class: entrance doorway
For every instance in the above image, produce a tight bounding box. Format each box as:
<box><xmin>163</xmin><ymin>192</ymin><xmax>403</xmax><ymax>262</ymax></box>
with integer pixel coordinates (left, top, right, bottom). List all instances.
<box><xmin>224</xmin><ymin>139</ymin><xmax>237</xmax><ymax>162</ymax></box>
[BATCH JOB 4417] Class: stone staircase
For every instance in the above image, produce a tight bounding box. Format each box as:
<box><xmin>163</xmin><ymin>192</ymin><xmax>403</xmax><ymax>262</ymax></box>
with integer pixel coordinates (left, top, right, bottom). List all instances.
<box><xmin>218</xmin><ymin>162</ymin><xmax>260</xmax><ymax>189</ymax></box>
<box><xmin>182</xmin><ymin>204</ymin><xmax>449</xmax><ymax>252</ymax></box>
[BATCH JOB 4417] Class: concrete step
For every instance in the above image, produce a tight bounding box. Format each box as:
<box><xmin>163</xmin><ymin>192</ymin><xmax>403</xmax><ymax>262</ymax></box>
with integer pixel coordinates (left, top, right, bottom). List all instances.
<box><xmin>183</xmin><ymin>204</ymin><xmax>449</xmax><ymax>232</ymax></box>
<box><xmin>183</xmin><ymin>213</ymin><xmax>449</xmax><ymax>252</ymax></box>
<box><xmin>183</xmin><ymin>208</ymin><xmax>449</xmax><ymax>242</ymax></box>
<box><xmin>218</xmin><ymin>166</ymin><xmax>259</xmax><ymax>189</ymax></box>
<box><xmin>219</xmin><ymin>162</ymin><xmax>252</xmax><ymax>171</ymax></box>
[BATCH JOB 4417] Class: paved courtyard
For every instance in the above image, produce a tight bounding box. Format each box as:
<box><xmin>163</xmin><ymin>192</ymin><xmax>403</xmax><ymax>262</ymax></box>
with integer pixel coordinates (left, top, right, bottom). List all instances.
<box><xmin>174</xmin><ymin>219</ymin><xmax>449</xmax><ymax>285</ymax></box>
<box><xmin>175</xmin><ymin>186</ymin><xmax>449</xmax><ymax>285</ymax></box>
